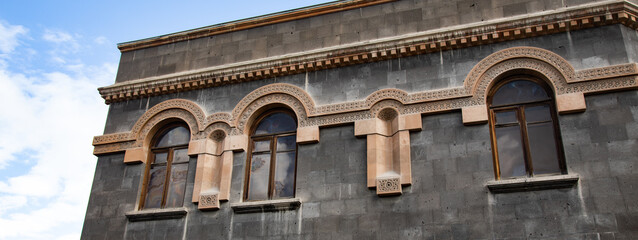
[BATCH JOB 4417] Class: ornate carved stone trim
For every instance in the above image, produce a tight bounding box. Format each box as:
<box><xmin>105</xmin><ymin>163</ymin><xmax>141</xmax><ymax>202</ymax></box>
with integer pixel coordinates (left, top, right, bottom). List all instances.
<box><xmin>198</xmin><ymin>193</ymin><xmax>220</xmax><ymax>210</ymax></box>
<box><xmin>94</xmin><ymin>47</ymin><xmax>638</xmax><ymax>155</ymax></box>
<box><xmin>232</xmin><ymin>91</ymin><xmax>310</xmax><ymax>135</ymax></box>
<box><xmin>99</xmin><ymin>1</ymin><xmax>638</xmax><ymax>104</ymax></box>
<box><xmin>376</xmin><ymin>176</ymin><xmax>402</xmax><ymax>196</ymax></box>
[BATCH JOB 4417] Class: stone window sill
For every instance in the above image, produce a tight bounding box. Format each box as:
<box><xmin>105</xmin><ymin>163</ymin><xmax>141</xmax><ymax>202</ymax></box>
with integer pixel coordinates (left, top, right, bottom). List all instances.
<box><xmin>486</xmin><ymin>174</ymin><xmax>579</xmax><ymax>193</ymax></box>
<box><xmin>125</xmin><ymin>207</ymin><xmax>187</xmax><ymax>222</ymax></box>
<box><xmin>230</xmin><ymin>198</ymin><xmax>301</xmax><ymax>213</ymax></box>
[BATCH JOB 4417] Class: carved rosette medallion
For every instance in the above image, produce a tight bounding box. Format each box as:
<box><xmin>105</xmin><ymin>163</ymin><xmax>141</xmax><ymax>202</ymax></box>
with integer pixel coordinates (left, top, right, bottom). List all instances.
<box><xmin>199</xmin><ymin>193</ymin><xmax>219</xmax><ymax>210</ymax></box>
<box><xmin>376</xmin><ymin>177</ymin><xmax>402</xmax><ymax>196</ymax></box>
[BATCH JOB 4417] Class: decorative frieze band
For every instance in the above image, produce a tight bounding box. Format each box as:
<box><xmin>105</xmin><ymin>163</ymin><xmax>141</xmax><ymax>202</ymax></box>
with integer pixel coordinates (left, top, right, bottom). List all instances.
<box><xmin>93</xmin><ymin>47</ymin><xmax>638</xmax><ymax>155</ymax></box>
<box><xmin>98</xmin><ymin>1</ymin><xmax>638</xmax><ymax>104</ymax></box>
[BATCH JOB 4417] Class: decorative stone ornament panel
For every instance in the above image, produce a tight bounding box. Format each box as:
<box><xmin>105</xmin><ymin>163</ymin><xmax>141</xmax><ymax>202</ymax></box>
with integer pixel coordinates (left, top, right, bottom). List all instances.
<box><xmin>376</xmin><ymin>176</ymin><xmax>402</xmax><ymax>196</ymax></box>
<box><xmin>198</xmin><ymin>192</ymin><xmax>220</xmax><ymax>210</ymax></box>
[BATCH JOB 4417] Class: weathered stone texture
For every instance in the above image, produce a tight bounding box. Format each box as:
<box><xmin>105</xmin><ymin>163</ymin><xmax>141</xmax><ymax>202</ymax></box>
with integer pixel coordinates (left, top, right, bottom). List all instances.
<box><xmin>114</xmin><ymin>0</ymin><xmax>609</xmax><ymax>83</ymax></box>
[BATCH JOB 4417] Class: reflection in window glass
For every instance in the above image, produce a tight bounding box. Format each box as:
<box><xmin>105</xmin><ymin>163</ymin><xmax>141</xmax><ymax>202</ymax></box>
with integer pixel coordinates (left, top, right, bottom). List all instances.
<box><xmin>274</xmin><ymin>152</ymin><xmax>296</xmax><ymax>198</ymax></box>
<box><xmin>172</xmin><ymin>149</ymin><xmax>189</xmax><ymax>163</ymax></box>
<box><xmin>144</xmin><ymin>166</ymin><xmax>166</xmax><ymax>209</ymax></box>
<box><xmin>277</xmin><ymin>136</ymin><xmax>296</xmax><ymax>151</ymax></box>
<box><xmin>165</xmin><ymin>163</ymin><xmax>188</xmax><ymax>208</ymax></box>
<box><xmin>246</xmin><ymin>110</ymin><xmax>297</xmax><ymax>201</ymax></box>
<box><xmin>495</xmin><ymin>110</ymin><xmax>518</xmax><ymax>125</ymax></box>
<box><xmin>155</xmin><ymin>126</ymin><xmax>190</xmax><ymax>148</ymax></box>
<box><xmin>527</xmin><ymin>123</ymin><xmax>561</xmax><ymax>175</ymax></box>
<box><xmin>489</xmin><ymin>77</ymin><xmax>565</xmax><ymax>180</ymax></box>
<box><xmin>142</xmin><ymin>124</ymin><xmax>191</xmax><ymax>210</ymax></box>
<box><xmin>252</xmin><ymin>140</ymin><xmax>271</xmax><ymax>153</ymax></box>
<box><xmin>492</xmin><ymin>80</ymin><xmax>550</xmax><ymax>107</ymax></box>
<box><xmin>495</xmin><ymin>126</ymin><xmax>527</xmax><ymax>178</ymax></box>
<box><xmin>248</xmin><ymin>153</ymin><xmax>271</xmax><ymax>201</ymax></box>
<box><xmin>254</xmin><ymin>112</ymin><xmax>297</xmax><ymax>135</ymax></box>
<box><xmin>154</xmin><ymin>152</ymin><xmax>168</xmax><ymax>164</ymax></box>
<box><xmin>525</xmin><ymin>105</ymin><xmax>551</xmax><ymax>123</ymax></box>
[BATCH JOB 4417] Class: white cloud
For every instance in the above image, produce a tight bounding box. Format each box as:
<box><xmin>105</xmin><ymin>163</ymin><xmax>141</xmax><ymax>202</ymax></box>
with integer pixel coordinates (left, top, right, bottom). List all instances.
<box><xmin>42</xmin><ymin>30</ymin><xmax>73</xmax><ymax>43</ymax></box>
<box><xmin>94</xmin><ymin>36</ymin><xmax>108</xmax><ymax>45</ymax></box>
<box><xmin>0</xmin><ymin>21</ymin><xmax>27</xmax><ymax>54</ymax></box>
<box><xmin>0</xmin><ymin>20</ymin><xmax>116</xmax><ymax>240</ymax></box>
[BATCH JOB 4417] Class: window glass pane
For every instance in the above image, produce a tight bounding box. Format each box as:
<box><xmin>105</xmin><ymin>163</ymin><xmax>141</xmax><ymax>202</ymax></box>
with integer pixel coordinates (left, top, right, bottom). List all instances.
<box><xmin>254</xmin><ymin>112</ymin><xmax>297</xmax><ymax>135</ymax></box>
<box><xmin>153</xmin><ymin>152</ymin><xmax>168</xmax><ymax>164</ymax></box>
<box><xmin>525</xmin><ymin>105</ymin><xmax>551</xmax><ymax>123</ymax></box>
<box><xmin>165</xmin><ymin>163</ymin><xmax>188</xmax><ymax>208</ymax></box>
<box><xmin>273</xmin><ymin>152</ymin><xmax>296</xmax><ymax>198</ymax></box>
<box><xmin>155</xmin><ymin>126</ymin><xmax>190</xmax><ymax>148</ymax></box>
<box><xmin>247</xmin><ymin>153</ymin><xmax>271</xmax><ymax>201</ymax></box>
<box><xmin>492</xmin><ymin>80</ymin><xmax>550</xmax><ymax>106</ymax></box>
<box><xmin>495</xmin><ymin>126</ymin><xmax>527</xmax><ymax>178</ymax></box>
<box><xmin>144</xmin><ymin>166</ymin><xmax>166</xmax><ymax>209</ymax></box>
<box><xmin>527</xmin><ymin>122</ymin><xmax>561</xmax><ymax>175</ymax></box>
<box><xmin>276</xmin><ymin>136</ymin><xmax>296</xmax><ymax>152</ymax></box>
<box><xmin>172</xmin><ymin>148</ymin><xmax>189</xmax><ymax>163</ymax></box>
<box><xmin>252</xmin><ymin>140</ymin><xmax>271</xmax><ymax>153</ymax></box>
<box><xmin>495</xmin><ymin>110</ymin><xmax>518</xmax><ymax>125</ymax></box>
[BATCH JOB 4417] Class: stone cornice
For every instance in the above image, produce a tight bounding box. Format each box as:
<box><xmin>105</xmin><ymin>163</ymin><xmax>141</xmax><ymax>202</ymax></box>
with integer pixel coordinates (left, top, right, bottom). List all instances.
<box><xmin>100</xmin><ymin>1</ymin><xmax>638</xmax><ymax>104</ymax></box>
<box><xmin>116</xmin><ymin>0</ymin><xmax>398</xmax><ymax>52</ymax></box>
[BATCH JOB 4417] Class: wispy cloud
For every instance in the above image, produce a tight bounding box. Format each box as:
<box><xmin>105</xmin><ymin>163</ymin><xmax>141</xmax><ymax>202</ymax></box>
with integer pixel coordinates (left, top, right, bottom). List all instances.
<box><xmin>0</xmin><ymin>21</ymin><xmax>27</xmax><ymax>54</ymax></box>
<box><xmin>0</xmin><ymin>20</ymin><xmax>115</xmax><ymax>239</ymax></box>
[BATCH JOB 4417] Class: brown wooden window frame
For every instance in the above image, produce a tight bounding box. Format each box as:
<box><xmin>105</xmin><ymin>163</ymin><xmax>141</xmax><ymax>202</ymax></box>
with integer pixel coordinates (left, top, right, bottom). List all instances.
<box><xmin>243</xmin><ymin>109</ymin><xmax>298</xmax><ymax>202</ymax></box>
<box><xmin>487</xmin><ymin>76</ymin><xmax>567</xmax><ymax>180</ymax></box>
<box><xmin>139</xmin><ymin>123</ymin><xmax>190</xmax><ymax>210</ymax></box>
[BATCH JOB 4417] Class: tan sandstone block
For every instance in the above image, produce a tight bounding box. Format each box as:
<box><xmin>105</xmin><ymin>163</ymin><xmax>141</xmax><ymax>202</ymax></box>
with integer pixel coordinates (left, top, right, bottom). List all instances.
<box><xmin>124</xmin><ymin>147</ymin><xmax>146</xmax><ymax>164</ymax></box>
<box><xmin>462</xmin><ymin>105</ymin><xmax>488</xmax><ymax>125</ymax></box>
<box><xmin>296</xmin><ymin>126</ymin><xmax>320</xmax><ymax>144</ymax></box>
<box><xmin>557</xmin><ymin>93</ymin><xmax>586</xmax><ymax>114</ymax></box>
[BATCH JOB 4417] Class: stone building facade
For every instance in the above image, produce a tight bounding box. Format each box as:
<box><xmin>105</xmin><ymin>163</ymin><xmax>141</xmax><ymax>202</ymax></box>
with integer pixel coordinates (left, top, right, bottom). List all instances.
<box><xmin>83</xmin><ymin>0</ymin><xmax>638</xmax><ymax>239</ymax></box>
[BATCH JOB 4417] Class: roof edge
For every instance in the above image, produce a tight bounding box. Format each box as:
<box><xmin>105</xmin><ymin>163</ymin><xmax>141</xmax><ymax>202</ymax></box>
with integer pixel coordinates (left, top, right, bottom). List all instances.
<box><xmin>116</xmin><ymin>0</ymin><xmax>397</xmax><ymax>52</ymax></box>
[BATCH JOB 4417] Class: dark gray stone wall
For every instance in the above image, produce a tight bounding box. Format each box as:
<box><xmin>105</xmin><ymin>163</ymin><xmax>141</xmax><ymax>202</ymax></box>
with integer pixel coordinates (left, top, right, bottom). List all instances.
<box><xmin>104</xmin><ymin>25</ymin><xmax>633</xmax><ymax>134</ymax></box>
<box><xmin>84</xmin><ymin>89</ymin><xmax>638</xmax><ymax>239</ymax></box>
<box><xmin>114</xmin><ymin>0</ymin><xmax>603</xmax><ymax>83</ymax></box>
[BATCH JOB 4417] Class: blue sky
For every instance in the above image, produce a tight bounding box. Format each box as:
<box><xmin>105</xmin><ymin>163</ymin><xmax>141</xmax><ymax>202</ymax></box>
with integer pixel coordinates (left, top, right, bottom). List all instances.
<box><xmin>0</xmin><ymin>1</ymin><xmax>331</xmax><ymax>239</ymax></box>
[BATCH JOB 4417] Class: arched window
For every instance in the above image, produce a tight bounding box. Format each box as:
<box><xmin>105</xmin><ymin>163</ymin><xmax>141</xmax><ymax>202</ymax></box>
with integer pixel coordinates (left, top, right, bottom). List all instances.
<box><xmin>141</xmin><ymin>124</ymin><xmax>190</xmax><ymax>209</ymax></box>
<box><xmin>245</xmin><ymin>110</ymin><xmax>297</xmax><ymax>201</ymax></box>
<box><xmin>488</xmin><ymin>77</ymin><xmax>566</xmax><ymax>180</ymax></box>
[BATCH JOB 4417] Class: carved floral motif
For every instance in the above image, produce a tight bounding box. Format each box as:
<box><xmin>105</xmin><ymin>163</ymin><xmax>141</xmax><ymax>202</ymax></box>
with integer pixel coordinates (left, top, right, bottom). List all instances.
<box><xmin>94</xmin><ymin>47</ymin><xmax>638</xmax><ymax>154</ymax></box>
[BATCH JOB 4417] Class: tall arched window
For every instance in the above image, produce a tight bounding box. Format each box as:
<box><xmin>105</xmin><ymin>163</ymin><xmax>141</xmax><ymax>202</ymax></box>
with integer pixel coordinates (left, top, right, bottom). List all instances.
<box><xmin>488</xmin><ymin>77</ymin><xmax>566</xmax><ymax>180</ymax></box>
<box><xmin>245</xmin><ymin>110</ymin><xmax>297</xmax><ymax>201</ymax></box>
<box><xmin>141</xmin><ymin>124</ymin><xmax>190</xmax><ymax>209</ymax></box>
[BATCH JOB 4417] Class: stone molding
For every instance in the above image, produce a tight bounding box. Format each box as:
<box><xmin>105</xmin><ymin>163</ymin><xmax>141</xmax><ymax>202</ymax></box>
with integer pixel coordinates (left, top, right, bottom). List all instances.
<box><xmin>98</xmin><ymin>1</ymin><xmax>638</xmax><ymax>104</ymax></box>
<box><xmin>94</xmin><ymin>47</ymin><xmax>638</xmax><ymax>154</ymax></box>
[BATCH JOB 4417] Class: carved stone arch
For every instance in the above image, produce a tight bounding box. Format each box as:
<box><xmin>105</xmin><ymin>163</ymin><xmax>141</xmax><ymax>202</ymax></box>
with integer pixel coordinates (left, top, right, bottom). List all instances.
<box><xmin>231</xmin><ymin>83</ymin><xmax>315</xmax><ymax>120</ymax></box>
<box><xmin>473</xmin><ymin>58</ymin><xmax>567</xmax><ymax>102</ymax></box>
<box><xmin>369</xmin><ymin>99</ymin><xmax>404</xmax><ymax>119</ymax></box>
<box><xmin>464</xmin><ymin>47</ymin><xmax>575</xmax><ymax>91</ymax></box>
<box><xmin>205</xmin><ymin>113</ymin><xmax>233</xmax><ymax>127</ymax></box>
<box><xmin>365</xmin><ymin>88</ymin><xmax>409</xmax><ymax>109</ymax></box>
<box><xmin>130</xmin><ymin>99</ymin><xmax>207</xmax><ymax>139</ymax></box>
<box><xmin>232</xmin><ymin>93</ymin><xmax>309</xmax><ymax>135</ymax></box>
<box><xmin>202</xmin><ymin>121</ymin><xmax>232</xmax><ymax>142</ymax></box>
<box><xmin>135</xmin><ymin>109</ymin><xmax>200</xmax><ymax>148</ymax></box>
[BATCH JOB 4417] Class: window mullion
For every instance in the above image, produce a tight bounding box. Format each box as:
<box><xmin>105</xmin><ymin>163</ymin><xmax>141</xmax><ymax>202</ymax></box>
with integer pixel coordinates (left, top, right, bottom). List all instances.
<box><xmin>161</xmin><ymin>148</ymin><xmax>174</xmax><ymax>208</ymax></box>
<box><xmin>488</xmin><ymin>109</ymin><xmax>502</xmax><ymax>180</ymax></box>
<box><xmin>518</xmin><ymin>106</ymin><xmax>534</xmax><ymax>177</ymax></box>
<box><xmin>268</xmin><ymin>137</ymin><xmax>277</xmax><ymax>199</ymax></box>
